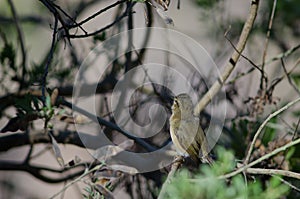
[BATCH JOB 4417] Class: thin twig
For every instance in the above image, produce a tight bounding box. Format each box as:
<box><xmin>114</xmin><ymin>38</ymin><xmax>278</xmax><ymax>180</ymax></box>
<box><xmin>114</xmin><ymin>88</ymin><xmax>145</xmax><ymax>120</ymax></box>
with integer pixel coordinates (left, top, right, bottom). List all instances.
<box><xmin>0</xmin><ymin>160</ymin><xmax>89</xmax><ymax>183</ymax></box>
<box><xmin>68</xmin><ymin>0</ymin><xmax>127</xmax><ymax>29</ymax></box>
<box><xmin>7</xmin><ymin>0</ymin><xmax>27</xmax><ymax>90</ymax></box>
<box><xmin>224</xmin><ymin>29</ymin><xmax>268</xmax><ymax>84</ymax></box>
<box><xmin>219</xmin><ymin>137</ymin><xmax>300</xmax><ymax>179</ymax></box>
<box><xmin>292</xmin><ymin>117</ymin><xmax>300</xmax><ymax>140</ymax></box>
<box><xmin>42</xmin><ymin>17</ymin><xmax>58</xmax><ymax>100</ymax></box>
<box><xmin>244</xmin><ymin>97</ymin><xmax>300</xmax><ymax>164</ymax></box>
<box><xmin>49</xmin><ymin>164</ymin><xmax>104</xmax><ymax>199</ymax></box>
<box><xmin>276</xmin><ymin>176</ymin><xmax>300</xmax><ymax>192</ymax></box>
<box><xmin>281</xmin><ymin>58</ymin><xmax>300</xmax><ymax>96</ymax></box>
<box><xmin>228</xmin><ymin>44</ymin><xmax>300</xmax><ymax>84</ymax></box>
<box><xmin>68</xmin><ymin>3</ymin><xmax>134</xmax><ymax>38</ymax></box>
<box><xmin>265</xmin><ymin>44</ymin><xmax>300</xmax><ymax>65</ymax></box>
<box><xmin>260</xmin><ymin>0</ymin><xmax>277</xmax><ymax>90</ymax></box>
<box><xmin>61</xmin><ymin>99</ymin><xmax>157</xmax><ymax>152</ymax></box>
<box><xmin>245</xmin><ymin>167</ymin><xmax>300</xmax><ymax>180</ymax></box>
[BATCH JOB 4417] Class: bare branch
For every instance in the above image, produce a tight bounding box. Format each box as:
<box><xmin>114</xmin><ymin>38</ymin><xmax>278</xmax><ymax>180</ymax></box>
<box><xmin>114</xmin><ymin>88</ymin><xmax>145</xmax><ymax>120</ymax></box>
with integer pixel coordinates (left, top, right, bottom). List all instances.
<box><xmin>194</xmin><ymin>0</ymin><xmax>260</xmax><ymax>115</ymax></box>
<box><xmin>244</xmin><ymin>97</ymin><xmax>300</xmax><ymax>164</ymax></box>
<box><xmin>7</xmin><ymin>0</ymin><xmax>27</xmax><ymax>90</ymax></box>
<box><xmin>0</xmin><ymin>160</ymin><xmax>88</xmax><ymax>183</ymax></box>
<box><xmin>219</xmin><ymin>137</ymin><xmax>300</xmax><ymax>179</ymax></box>
<box><xmin>157</xmin><ymin>156</ymin><xmax>184</xmax><ymax>199</ymax></box>
<box><xmin>260</xmin><ymin>0</ymin><xmax>277</xmax><ymax>90</ymax></box>
<box><xmin>245</xmin><ymin>167</ymin><xmax>300</xmax><ymax>180</ymax></box>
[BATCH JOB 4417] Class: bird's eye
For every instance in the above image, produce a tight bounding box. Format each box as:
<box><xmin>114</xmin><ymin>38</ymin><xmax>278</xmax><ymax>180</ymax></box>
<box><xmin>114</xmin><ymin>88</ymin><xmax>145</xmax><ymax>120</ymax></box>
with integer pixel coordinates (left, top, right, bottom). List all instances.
<box><xmin>174</xmin><ymin>99</ymin><xmax>179</xmax><ymax>106</ymax></box>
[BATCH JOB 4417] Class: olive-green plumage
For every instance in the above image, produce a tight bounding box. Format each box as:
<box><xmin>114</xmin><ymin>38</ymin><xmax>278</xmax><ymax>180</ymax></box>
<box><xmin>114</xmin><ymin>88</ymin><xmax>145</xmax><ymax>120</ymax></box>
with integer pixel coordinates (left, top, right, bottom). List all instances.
<box><xmin>169</xmin><ymin>93</ymin><xmax>213</xmax><ymax>165</ymax></box>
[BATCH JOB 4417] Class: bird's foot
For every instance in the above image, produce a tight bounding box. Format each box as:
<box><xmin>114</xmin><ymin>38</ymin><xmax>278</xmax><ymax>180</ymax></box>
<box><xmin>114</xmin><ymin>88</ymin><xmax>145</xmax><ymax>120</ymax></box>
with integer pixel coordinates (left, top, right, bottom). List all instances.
<box><xmin>173</xmin><ymin>155</ymin><xmax>184</xmax><ymax>164</ymax></box>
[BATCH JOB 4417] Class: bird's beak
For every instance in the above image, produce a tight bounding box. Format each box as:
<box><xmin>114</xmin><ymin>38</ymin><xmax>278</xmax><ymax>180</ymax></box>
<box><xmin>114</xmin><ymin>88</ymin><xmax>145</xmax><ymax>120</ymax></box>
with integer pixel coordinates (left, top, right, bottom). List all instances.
<box><xmin>169</xmin><ymin>95</ymin><xmax>175</xmax><ymax>104</ymax></box>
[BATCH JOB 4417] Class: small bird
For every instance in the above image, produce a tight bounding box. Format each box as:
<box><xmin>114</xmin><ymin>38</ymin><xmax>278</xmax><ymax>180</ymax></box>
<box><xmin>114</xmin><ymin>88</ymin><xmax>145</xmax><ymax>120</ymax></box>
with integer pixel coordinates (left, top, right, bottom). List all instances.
<box><xmin>169</xmin><ymin>93</ymin><xmax>213</xmax><ymax>165</ymax></box>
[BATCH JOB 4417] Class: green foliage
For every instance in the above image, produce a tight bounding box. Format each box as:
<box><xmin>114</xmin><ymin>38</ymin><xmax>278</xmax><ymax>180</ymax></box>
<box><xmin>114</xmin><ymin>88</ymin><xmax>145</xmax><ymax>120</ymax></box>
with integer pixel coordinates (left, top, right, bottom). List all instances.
<box><xmin>83</xmin><ymin>186</ymin><xmax>102</xmax><ymax>199</ymax></box>
<box><xmin>15</xmin><ymin>94</ymin><xmax>39</xmax><ymax>114</ymax></box>
<box><xmin>261</xmin><ymin>117</ymin><xmax>277</xmax><ymax>146</ymax></box>
<box><xmin>271</xmin><ymin>0</ymin><xmax>300</xmax><ymax>27</ymax></box>
<box><xmin>163</xmin><ymin>147</ymin><xmax>289</xmax><ymax>199</ymax></box>
<box><xmin>230</xmin><ymin>119</ymin><xmax>260</xmax><ymax>159</ymax></box>
<box><xmin>196</xmin><ymin>0</ymin><xmax>220</xmax><ymax>8</ymax></box>
<box><xmin>291</xmin><ymin>73</ymin><xmax>300</xmax><ymax>90</ymax></box>
<box><xmin>93</xmin><ymin>32</ymin><xmax>107</xmax><ymax>43</ymax></box>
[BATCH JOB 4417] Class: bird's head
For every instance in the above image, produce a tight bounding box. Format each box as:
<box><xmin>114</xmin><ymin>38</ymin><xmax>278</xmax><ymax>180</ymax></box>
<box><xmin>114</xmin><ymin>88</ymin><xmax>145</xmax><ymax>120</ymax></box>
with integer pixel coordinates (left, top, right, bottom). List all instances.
<box><xmin>172</xmin><ymin>93</ymin><xmax>194</xmax><ymax>118</ymax></box>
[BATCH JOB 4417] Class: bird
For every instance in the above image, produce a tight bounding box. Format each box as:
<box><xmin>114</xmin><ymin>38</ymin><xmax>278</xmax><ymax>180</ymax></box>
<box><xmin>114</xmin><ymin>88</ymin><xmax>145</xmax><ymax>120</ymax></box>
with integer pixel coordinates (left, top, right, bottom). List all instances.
<box><xmin>169</xmin><ymin>93</ymin><xmax>213</xmax><ymax>165</ymax></box>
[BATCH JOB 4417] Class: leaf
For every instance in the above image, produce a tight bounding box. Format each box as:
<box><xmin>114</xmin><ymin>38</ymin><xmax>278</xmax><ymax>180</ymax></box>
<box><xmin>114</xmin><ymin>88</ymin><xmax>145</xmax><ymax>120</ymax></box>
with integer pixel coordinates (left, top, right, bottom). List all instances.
<box><xmin>285</xmin><ymin>146</ymin><xmax>295</xmax><ymax>160</ymax></box>
<box><xmin>49</xmin><ymin>133</ymin><xmax>65</xmax><ymax>168</ymax></box>
<box><xmin>291</xmin><ymin>73</ymin><xmax>300</xmax><ymax>88</ymax></box>
<box><xmin>0</xmin><ymin>42</ymin><xmax>16</xmax><ymax>70</ymax></box>
<box><xmin>93</xmin><ymin>31</ymin><xmax>107</xmax><ymax>42</ymax></box>
<box><xmin>50</xmin><ymin>88</ymin><xmax>59</xmax><ymax>106</ymax></box>
<box><xmin>46</xmin><ymin>95</ymin><xmax>52</xmax><ymax>110</ymax></box>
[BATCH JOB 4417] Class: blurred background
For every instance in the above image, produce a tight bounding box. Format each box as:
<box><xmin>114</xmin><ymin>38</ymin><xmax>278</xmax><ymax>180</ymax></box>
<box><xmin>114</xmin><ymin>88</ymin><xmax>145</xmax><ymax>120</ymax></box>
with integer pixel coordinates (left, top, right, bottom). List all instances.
<box><xmin>0</xmin><ymin>0</ymin><xmax>300</xmax><ymax>198</ymax></box>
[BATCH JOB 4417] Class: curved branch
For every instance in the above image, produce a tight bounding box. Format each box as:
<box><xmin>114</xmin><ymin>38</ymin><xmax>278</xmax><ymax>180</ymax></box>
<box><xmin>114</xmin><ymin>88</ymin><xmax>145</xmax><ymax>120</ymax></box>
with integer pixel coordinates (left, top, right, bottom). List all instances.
<box><xmin>0</xmin><ymin>130</ymin><xmax>87</xmax><ymax>152</ymax></box>
<box><xmin>0</xmin><ymin>160</ymin><xmax>88</xmax><ymax>183</ymax></box>
<box><xmin>67</xmin><ymin>2</ymin><xmax>134</xmax><ymax>39</ymax></box>
<box><xmin>7</xmin><ymin>0</ymin><xmax>27</xmax><ymax>90</ymax></box>
<box><xmin>194</xmin><ymin>0</ymin><xmax>260</xmax><ymax>115</ymax></box>
<box><xmin>244</xmin><ymin>97</ymin><xmax>300</xmax><ymax>164</ymax></box>
<box><xmin>61</xmin><ymin>99</ymin><xmax>157</xmax><ymax>152</ymax></box>
<box><xmin>67</xmin><ymin>0</ymin><xmax>127</xmax><ymax>29</ymax></box>
<box><xmin>219</xmin><ymin>137</ymin><xmax>300</xmax><ymax>179</ymax></box>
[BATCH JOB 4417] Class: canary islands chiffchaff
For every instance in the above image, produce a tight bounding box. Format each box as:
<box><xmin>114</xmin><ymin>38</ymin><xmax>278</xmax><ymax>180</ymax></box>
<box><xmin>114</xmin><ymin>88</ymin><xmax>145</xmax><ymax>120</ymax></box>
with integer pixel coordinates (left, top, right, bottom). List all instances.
<box><xmin>169</xmin><ymin>93</ymin><xmax>213</xmax><ymax>165</ymax></box>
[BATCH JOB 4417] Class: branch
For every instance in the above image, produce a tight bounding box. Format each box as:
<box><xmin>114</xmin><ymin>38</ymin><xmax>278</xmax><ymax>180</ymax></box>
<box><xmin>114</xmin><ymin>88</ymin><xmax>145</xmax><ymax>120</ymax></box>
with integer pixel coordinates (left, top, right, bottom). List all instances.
<box><xmin>194</xmin><ymin>0</ymin><xmax>260</xmax><ymax>115</ymax></box>
<box><xmin>49</xmin><ymin>164</ymin><xmax>104</xmax><ymax>198</ymax></box>
<box><xmin>61</xmin><ymin>99</ymin><xmax>157</xmax><ymax>152</ymax></box>
<box><xmin>67</xmin><ymin>3</ymin><xmax>133</xmax><ymax>39</ymax></box>
<box><xmin>0</xmin><ymin>160</ymin><xmax>88</xmax><ymax>183</ymax></box>
<box><xmin>265</xmin><ymin>43</ymin><xmax>300</xmax><ymax>65</ymax></box>
<box><xmin>219</xmin><ymin>137</ymin><xmax>300</xmax><ymax>179</ymax></box>
<box><xmin>0</xmin><ymin>130</ymin><xmax>87</xmax><ymax>152</ymax></box>
<box><xmin>42</xmin><ymin>16</ymin><xmax>58</xmax><ymax>99</ymax></box>
<box><xmin>260</xmin><ymin>0</ymin><xmax>277</xmax><ymax>90</ymax></box>
<box><xmin>0</xmin><ymin>75</ymin><xmax>118</xmax><ymax>111</ymax></box>
<box><xmin>0</xmin><ymin>15</ymin><xmax>47</xmax><ymax>25</ymax></box>
<box><xmin>157</xmin><ymin>156</ymin><xmax>184</xmax><ymax>199</ymax></box>
<box><xmin>281</xmin><ymin>58</ymin><xmax>300</xmax><ymax>96</ymax></box>
<box><xmin>244</xmin><ymin>97</ymin><xmax>300</xmax><ymax>164</ymax></box>
<box><xmin>245</xmin><ymin>168</ymin><xmax>300</xmax><ymax>180</ymax></box>
<box><xmin>7</xmin><ymin>0</ymin><xmax>27</xmax><ymax>90</ymax></box>
<box><xmin>67</xmin><ymin>0</ymin><xmax>127</xmax><ymax>29</ymax></box>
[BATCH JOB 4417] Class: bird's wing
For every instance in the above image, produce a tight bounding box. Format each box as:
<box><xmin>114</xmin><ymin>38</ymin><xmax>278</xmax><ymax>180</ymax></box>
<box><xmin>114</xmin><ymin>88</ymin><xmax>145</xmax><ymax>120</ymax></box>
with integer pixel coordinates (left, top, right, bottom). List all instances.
<box><xmin>177</xmin><ymin>120</ymin><xmax>201</xmax><ymax>163</ymax></box>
